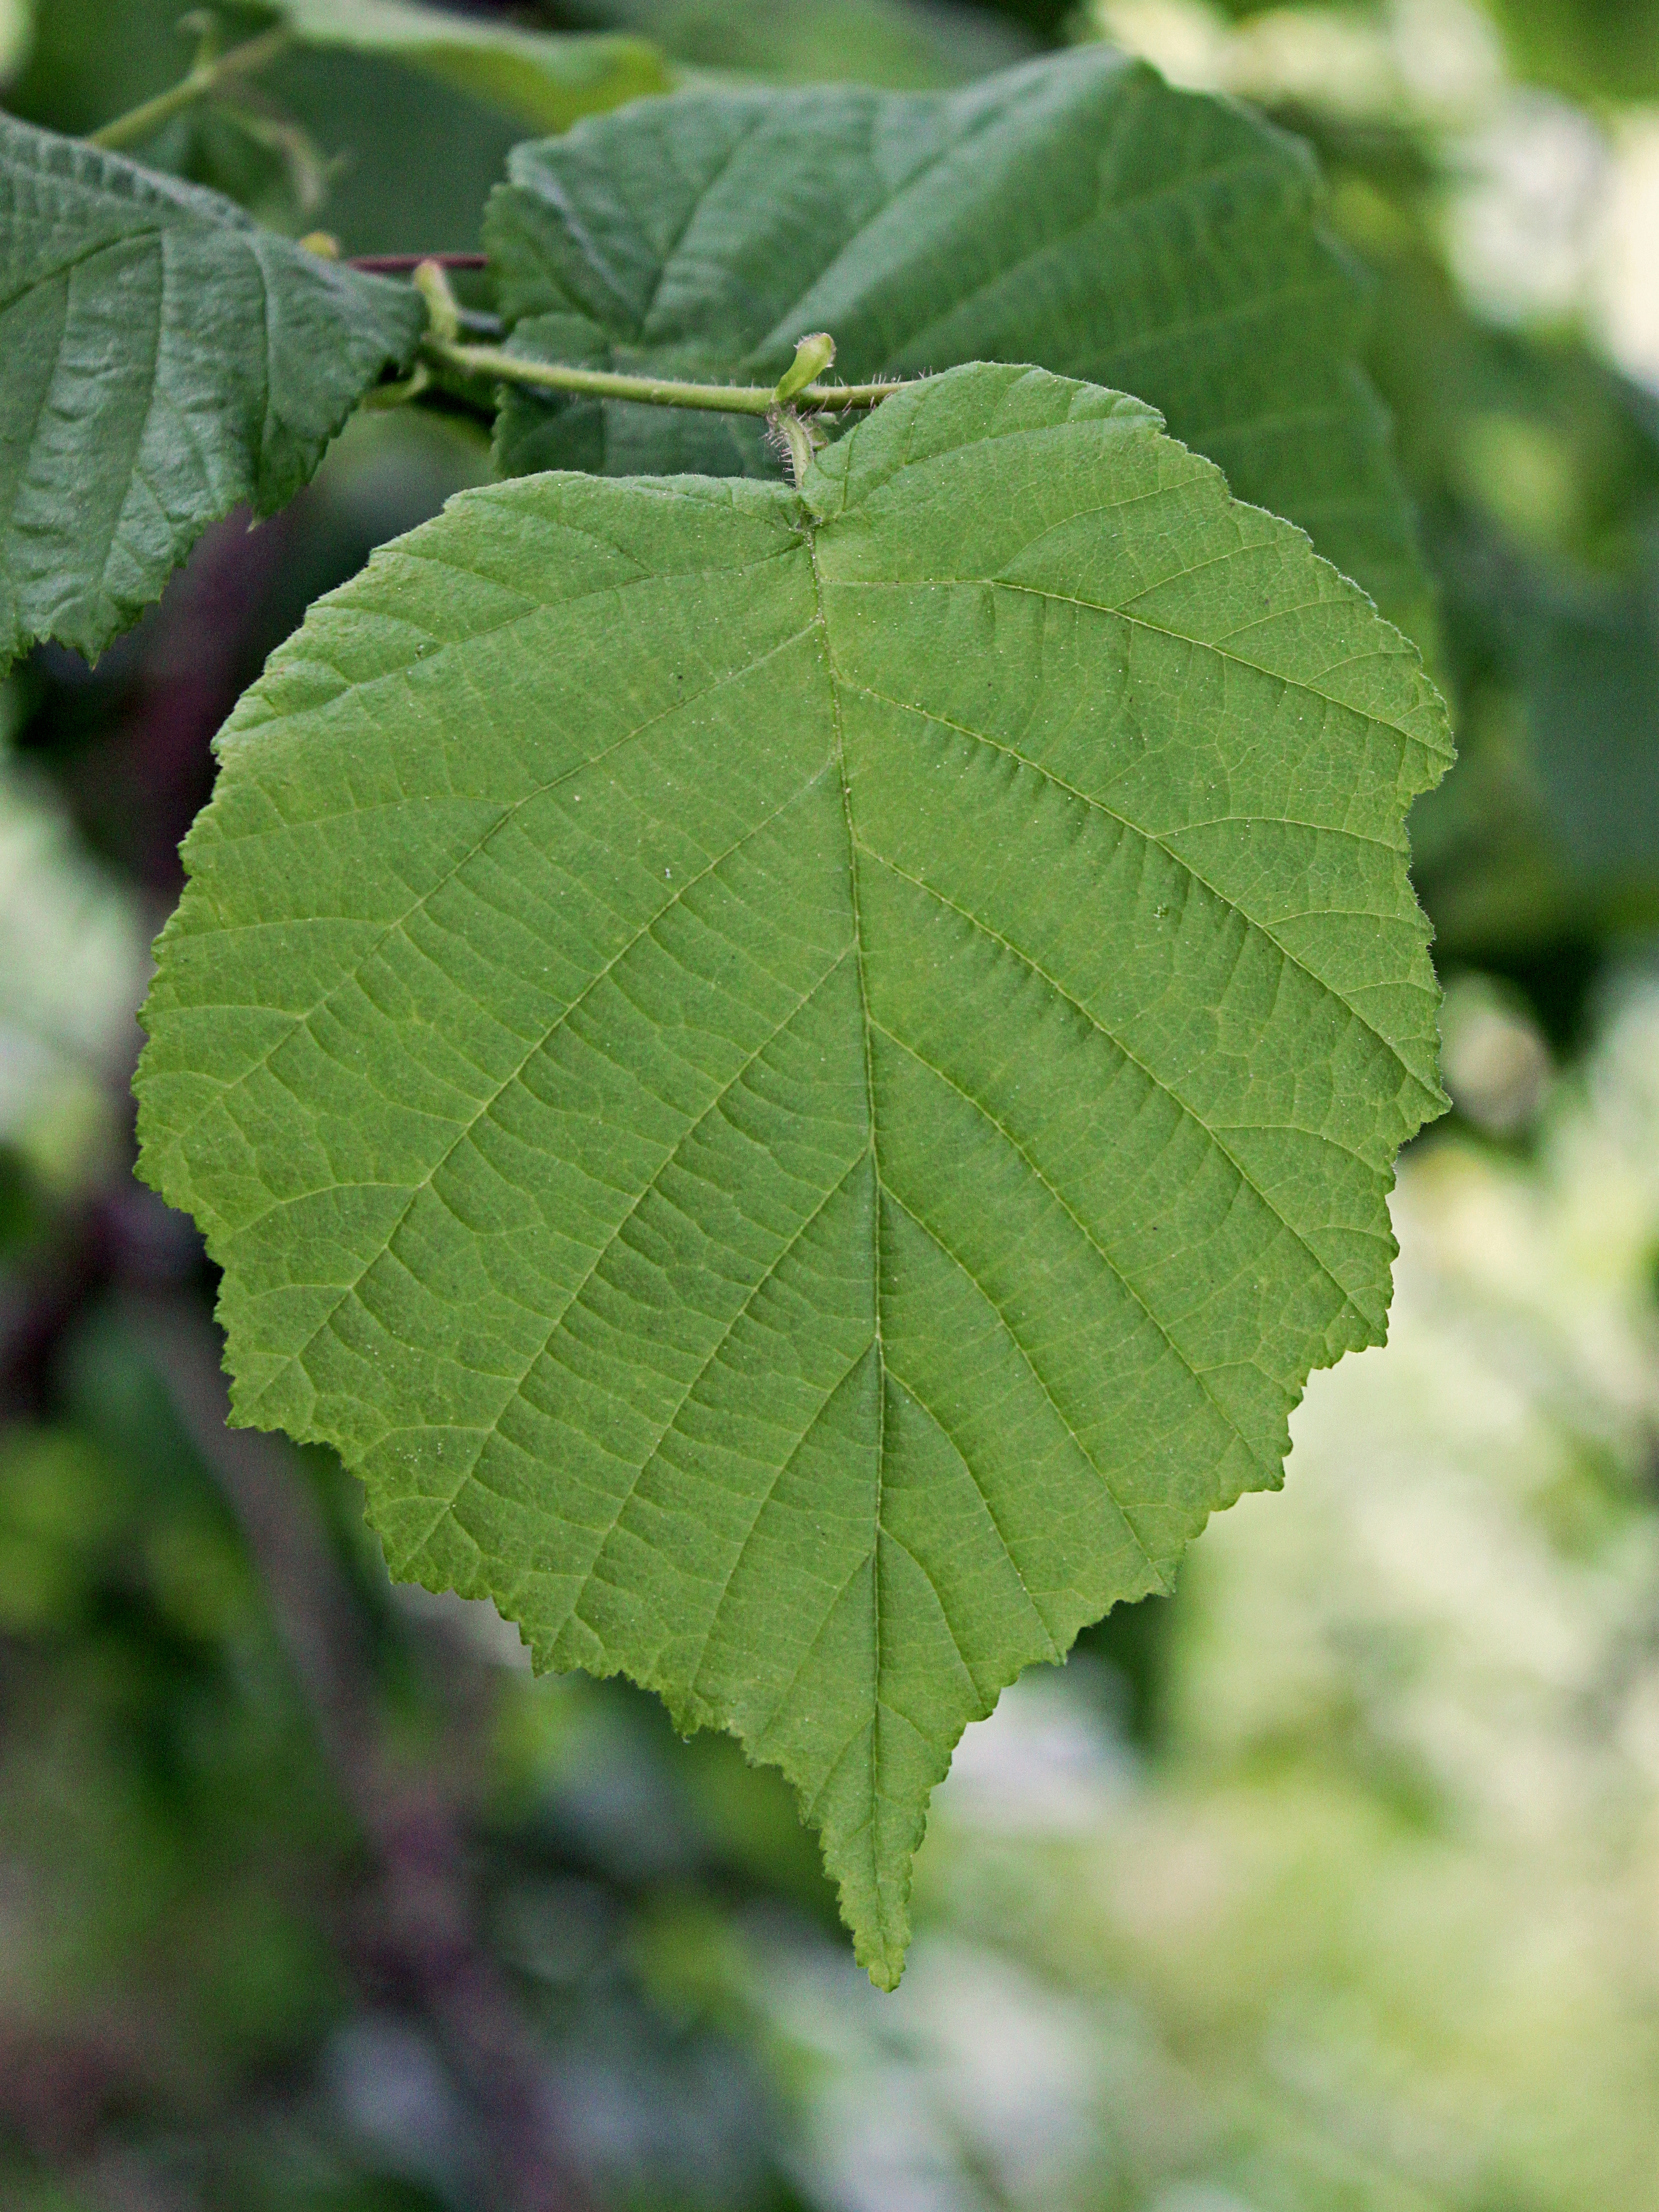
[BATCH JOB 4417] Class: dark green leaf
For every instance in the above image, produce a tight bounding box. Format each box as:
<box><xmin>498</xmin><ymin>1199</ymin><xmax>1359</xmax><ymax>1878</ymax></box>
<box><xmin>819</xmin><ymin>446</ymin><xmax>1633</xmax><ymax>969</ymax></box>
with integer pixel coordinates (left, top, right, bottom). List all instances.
<box><xmin>0</xmin><ymin>116</ymin><xmax>424</xmax><ymax>666</ymax></box>
<box><xmin>485</xmin><ymin>50</ymin><xmax>1427</xmax><ymax>629</ymax></box>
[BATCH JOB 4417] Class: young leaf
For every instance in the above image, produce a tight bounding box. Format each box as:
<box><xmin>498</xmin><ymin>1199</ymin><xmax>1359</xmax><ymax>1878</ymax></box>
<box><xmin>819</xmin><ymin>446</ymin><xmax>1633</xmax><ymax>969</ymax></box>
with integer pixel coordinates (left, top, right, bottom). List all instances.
<box><xmin>272</xmin><ymin>0</ymin><xmax>671</xmax><ymax>132</ymax></box>
<box><xmin>485</xmin><ymin>50</ymin><xmax>1426</xmax><ymax>629</ymax></box>
<box><xmin>0</xmin><ymin>116</ymin><xmax>423</xmax><ymax>668</ymax></box>
<box><xmin>136</xmin><ymin>363</ymin><xmax>1450</xmax><ymax>1987</ymax></box>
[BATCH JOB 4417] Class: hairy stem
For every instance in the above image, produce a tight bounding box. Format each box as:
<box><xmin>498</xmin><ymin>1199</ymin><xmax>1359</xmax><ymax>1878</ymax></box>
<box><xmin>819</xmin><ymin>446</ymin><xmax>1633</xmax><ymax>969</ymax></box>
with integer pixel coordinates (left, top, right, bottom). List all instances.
<box><xmin>90</xmin><ymin>26</ymin><xmax>292</xmax><ymax>151</ymax></box>
<box><xmin>421</xmin><ymin>332</ymin><xmax>911</xmax><ymax>417</ymax></box>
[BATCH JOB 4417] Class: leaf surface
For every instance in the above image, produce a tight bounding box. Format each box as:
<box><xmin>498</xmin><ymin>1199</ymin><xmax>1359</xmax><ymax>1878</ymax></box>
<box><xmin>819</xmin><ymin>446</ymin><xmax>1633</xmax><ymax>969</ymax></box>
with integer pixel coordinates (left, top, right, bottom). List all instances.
<box><xmin>485</xmin><ymin>49</ymin><xmax>1426</xmax><ymax>627</ymax></box>
<box><xmin>273</xmin><ymin>0</ymin><xmax>670</xmax><ymax>130</ymax></box>
<box><xmin>136</xmin><ymin>363</ymin><xmax>1450</xmax><ymax>1984</ymax></box>
<box><xmin>0</xmin><ymin>116</ymin><xmax>423</xmax><ymax>666</ymax></box>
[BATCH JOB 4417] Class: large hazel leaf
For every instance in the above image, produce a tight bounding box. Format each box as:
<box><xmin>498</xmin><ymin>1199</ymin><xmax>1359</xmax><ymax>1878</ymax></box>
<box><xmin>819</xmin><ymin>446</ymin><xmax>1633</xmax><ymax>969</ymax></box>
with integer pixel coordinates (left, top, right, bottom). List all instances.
<box><xmin>0</xmin><ymin>115</ymin><xmax>423</xmax><ymax>667</ymax></box>
<box><xmin>135</xmin><ymin>364</ymin><xmax>1450</xmax><ymax>1985</ymax></box>
<box><xmin>485</xmin><ymin>49</ymin><xmax>1427</xmax><ymax>629</ymax></box>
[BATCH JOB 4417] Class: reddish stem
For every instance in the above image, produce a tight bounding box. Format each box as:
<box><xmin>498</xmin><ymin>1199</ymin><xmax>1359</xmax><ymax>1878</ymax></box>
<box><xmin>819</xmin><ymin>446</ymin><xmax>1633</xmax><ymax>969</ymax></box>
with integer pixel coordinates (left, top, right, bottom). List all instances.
<box><xmin>351</xmin><ymin>253</ymin><xmax>488</xmax><ymax>273</ymax></box>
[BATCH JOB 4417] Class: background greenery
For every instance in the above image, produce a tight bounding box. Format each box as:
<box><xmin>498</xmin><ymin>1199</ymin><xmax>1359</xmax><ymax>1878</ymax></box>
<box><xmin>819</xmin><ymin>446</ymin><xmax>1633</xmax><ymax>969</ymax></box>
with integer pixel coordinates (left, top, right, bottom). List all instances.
<box><xmin>4</xmin><ymin>1</ymin><xmax>1659</xmax><ymax>2206</ymax></box>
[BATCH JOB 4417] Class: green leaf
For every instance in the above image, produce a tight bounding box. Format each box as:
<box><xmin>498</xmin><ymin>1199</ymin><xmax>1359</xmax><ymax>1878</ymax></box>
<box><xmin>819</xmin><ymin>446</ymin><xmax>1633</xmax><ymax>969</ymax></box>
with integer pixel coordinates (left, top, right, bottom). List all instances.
<box><xmin>135</xmin><ymin>362</ymin><xmax>1450</xmax><ymax>1986</ymax></box>
<box><xmin>271</xmin><ymin>0</ymin><xmax>671</xmax><ymax>132</ymax></box>
<box><xmin>0</xmin><ymin>115</ymin><xmax>423</xmax><ymax>667</ymax></box>
<box><xmin>485</xmin><ymin>49</ymin><xmax>1427</xmax><ymax>630</ymax></box>
<box><xmin>568</xmin><ymin>0</ymin><xmax>1036</xmax><ymax>88</ymax></box>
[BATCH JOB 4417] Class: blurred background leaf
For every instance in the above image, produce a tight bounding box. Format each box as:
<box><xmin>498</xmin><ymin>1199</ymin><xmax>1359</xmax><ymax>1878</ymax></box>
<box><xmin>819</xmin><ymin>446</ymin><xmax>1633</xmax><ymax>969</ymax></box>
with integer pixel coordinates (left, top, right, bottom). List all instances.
<box><xmin>561</xmin><ymin>0</ymin><xmax>1036</xmax><ymax>85</ymax></box>
<box><xmin>270</xmin><ymin>0</ymin><xmax>670</xmax><ymax>129</ymax></box>
<box><xmin>1487</xmin><ymin>0</ymin><xmax>1659</xmax><ymax>103</ymax></box>
<box><xmin>2</xmin><ymin>0</ymin><xmax>657</xmax><ymax>247</ymax></box>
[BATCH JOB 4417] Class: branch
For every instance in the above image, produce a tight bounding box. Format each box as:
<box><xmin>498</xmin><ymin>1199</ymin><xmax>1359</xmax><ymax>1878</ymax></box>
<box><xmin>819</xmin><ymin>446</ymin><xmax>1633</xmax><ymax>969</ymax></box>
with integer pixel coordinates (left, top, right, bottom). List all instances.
<box><xmin>405</xmin><ymin>265</ymin><xmax>905</xmax><ymax>422</ymax></box>
<box><xmin>90</xmin><ymin>27</ymin><xmax>294</xmax><ymax>151</ymax></box>
<box><xmin>351</xmin><ymin>253</ymin><xmax>488</xmax><ymax>275</ymax></box>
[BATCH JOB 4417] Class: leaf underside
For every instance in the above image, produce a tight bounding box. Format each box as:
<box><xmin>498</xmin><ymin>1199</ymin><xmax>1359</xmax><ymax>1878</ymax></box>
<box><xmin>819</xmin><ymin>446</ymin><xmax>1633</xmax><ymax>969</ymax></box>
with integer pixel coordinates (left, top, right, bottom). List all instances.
<box><xmin>135</xmin><ymin>364</ymin><xmax>1450</xmax><ymax>1985</ymax></box>
<box><xmin>0</xmin><ymin>115</ymin><xmax>424</xmax><ymax>668</ymax></box>
<box><xmin>484</xmin><ymin>49</ymin><xmax>1428</xmax><ymax>631</ymax></box>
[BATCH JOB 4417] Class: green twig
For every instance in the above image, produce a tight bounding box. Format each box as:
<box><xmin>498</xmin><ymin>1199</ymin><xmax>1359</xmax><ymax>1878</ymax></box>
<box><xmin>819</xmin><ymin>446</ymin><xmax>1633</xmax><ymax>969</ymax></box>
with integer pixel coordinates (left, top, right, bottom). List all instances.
<box><xmin>420</xmin><ymin>334</ymin><xmax>909</xmax><ymax>418</ymax></box>
<box><xmin>90</xmin><ymin>25</ymin><xmax>292</xmax><ymax>151</ymax></box>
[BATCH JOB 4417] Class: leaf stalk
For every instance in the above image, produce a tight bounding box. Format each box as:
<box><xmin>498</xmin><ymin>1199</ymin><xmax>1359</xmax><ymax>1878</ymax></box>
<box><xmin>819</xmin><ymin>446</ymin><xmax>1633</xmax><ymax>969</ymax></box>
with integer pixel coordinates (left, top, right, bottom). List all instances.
<box><xmin>767</xmin><ymin>406</ymin><xmax>821</xmax><ymax>486</ymax></box>
<box><xmin>419</xmin><ymin>333</ymin><xmax>910</xmax><ymax>417</ymax></box>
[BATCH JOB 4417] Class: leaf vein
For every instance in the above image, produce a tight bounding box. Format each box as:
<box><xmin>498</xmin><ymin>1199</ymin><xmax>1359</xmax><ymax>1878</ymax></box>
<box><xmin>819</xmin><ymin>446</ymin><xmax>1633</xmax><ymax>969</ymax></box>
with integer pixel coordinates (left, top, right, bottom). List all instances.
<box><xmin>849</xmin><ymin>677</ymin><xmax>1432</xmax><ymax>1106</ymax></box>
<box><xmin>856</xmin><ymin>840</ymin><xmax>1380</xmax><ymax>1339</ymax></box>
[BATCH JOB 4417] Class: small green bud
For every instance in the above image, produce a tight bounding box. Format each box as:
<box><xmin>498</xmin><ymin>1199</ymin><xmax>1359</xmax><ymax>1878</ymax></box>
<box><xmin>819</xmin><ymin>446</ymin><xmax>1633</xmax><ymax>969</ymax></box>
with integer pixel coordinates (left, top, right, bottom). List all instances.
<box><xmin>773</xmin><ymin>332</ymin><xmax>836</xmax><ymax>404</ymax></box>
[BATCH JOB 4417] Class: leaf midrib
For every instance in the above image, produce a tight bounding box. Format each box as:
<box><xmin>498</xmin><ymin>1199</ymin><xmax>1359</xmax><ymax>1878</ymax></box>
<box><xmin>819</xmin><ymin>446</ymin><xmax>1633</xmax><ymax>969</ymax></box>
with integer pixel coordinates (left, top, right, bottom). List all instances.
<box><xmin>804</xmin><ymin>508</ymin><xmax>891</xmax><ymax>1941</ymax></box>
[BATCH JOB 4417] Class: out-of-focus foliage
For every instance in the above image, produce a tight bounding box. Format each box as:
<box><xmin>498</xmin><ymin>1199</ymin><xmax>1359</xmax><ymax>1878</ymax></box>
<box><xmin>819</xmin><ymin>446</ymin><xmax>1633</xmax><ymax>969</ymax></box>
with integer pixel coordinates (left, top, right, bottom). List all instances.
<box><xmin>0</xmin><ymin>752</ymin><xmax>146</xmax><ymax>1201</ymax></box>
<box><xmin>565</xmin><ymin>0</ymin><xmax>1035</xmax><ymax>86</ymax></box>
<box><xmin>2</xmin><ymin>0</ymin><xmax>1028</xmax><ymax>248</ymax></box>
<box><xmin>1488</xmin><ymin>0</ymin><xmax>1659</xmax><ymax>103</ymax></box>
<box><xmin>2</xmin><ymin>0</ymin><xmax>657</xmax><ymax>248</ymax></box>
<box><xmin>0</xmin><ymin>0</ymin><xmax>26</xmax><ymax>78</ymax></box>
<box><xmin>266</xmin><ymin>0</ymin><xmax>670</xmax><ymax>130</ymax></box>
<box><xmin>0</xmin><ymin>1301</ymin><xmax>836</xmax><ymax>2206</ymax></box>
